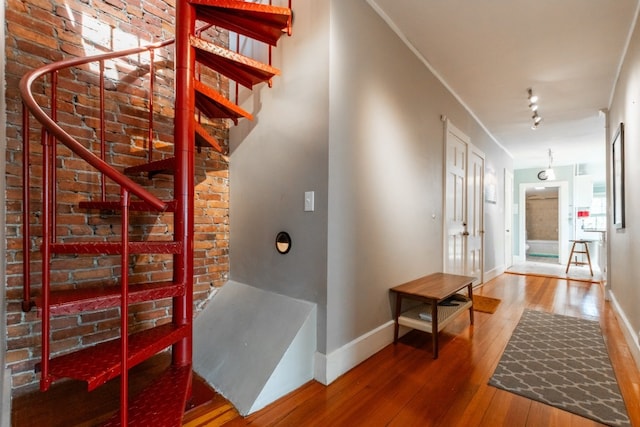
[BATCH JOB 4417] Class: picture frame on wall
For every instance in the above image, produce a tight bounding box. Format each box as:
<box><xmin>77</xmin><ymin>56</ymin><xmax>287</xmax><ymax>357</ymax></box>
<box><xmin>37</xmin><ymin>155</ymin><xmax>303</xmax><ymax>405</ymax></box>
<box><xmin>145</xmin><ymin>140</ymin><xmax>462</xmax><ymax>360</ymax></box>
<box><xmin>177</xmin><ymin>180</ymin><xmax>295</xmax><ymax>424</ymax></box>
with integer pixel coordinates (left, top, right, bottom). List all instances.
<box><xmin>612</xmin><ymin>122</ymin><xmax>625</xmax><ymax>229</ymax></box>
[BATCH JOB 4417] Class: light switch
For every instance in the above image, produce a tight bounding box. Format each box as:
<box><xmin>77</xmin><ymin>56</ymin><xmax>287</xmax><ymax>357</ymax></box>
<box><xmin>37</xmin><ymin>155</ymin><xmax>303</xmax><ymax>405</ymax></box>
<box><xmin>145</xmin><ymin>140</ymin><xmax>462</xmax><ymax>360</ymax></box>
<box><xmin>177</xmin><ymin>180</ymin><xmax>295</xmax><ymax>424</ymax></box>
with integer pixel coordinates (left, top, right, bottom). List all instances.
<box><xmin>304</xmin><ymin>191</ymin><xmax>315</xmax><ymax>212</ymax></box>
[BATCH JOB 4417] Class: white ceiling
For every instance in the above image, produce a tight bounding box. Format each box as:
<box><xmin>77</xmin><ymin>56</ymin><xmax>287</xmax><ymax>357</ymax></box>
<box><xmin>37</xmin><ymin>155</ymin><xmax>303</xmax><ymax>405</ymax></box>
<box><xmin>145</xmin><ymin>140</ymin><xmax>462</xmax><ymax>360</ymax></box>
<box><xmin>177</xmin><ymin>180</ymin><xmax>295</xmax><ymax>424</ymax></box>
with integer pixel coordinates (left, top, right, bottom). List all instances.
<box><xmin>368</xmin><ymin>0</ymin><xmax>639</xmax><ymax>175</ymax></box>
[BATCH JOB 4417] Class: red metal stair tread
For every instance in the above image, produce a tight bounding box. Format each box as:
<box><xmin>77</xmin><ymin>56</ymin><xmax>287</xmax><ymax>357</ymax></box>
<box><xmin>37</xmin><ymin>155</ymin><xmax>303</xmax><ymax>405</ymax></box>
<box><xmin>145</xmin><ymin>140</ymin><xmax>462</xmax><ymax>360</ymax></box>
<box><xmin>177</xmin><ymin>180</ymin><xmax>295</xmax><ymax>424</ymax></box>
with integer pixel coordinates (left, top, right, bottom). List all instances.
<box><xmin>102</xmin><ymin>364</ymin><xmax>192</xmax><ymax>426</ymax></box>
<box><xmin>191</xmin><ymin>36</ymin><xmax>280</xmax><ymax>88</ymax></box>
<box><xmin>49</xmin><ymin>241</ymin><xmax>182</xmax><ymax>255</ymax></box>
<box><xmin>35</xmin><ymin>282</ymin><xmax>185</xmax><ymax>316</ymax></box>
<box><xmin>45</xmin><ymin>323</ymin><xmax>189</xmax><ymax>391</ymax></box>
<box><xmin>194</xmin><ymin>80</ymin><xmax>253</xmax><ymax>124</ymax></box>
<box><xmin>78</xmin><ymin>199</ymin><xmax>177</xmax><ymax>212</ymax></box>
<box><xmin>195</xmin><ymin>123</ymin><xmax>225</xmax><ymax>152</ymax></box>
<box><xmin>192</xmin><ymin>0</ymin><xmax>292</xmax><ymax>45</ymax></box>
<box><xmin>124</xmin><ymin>157</ymin><xmax>177</xmax><ymax>176</ymax></box>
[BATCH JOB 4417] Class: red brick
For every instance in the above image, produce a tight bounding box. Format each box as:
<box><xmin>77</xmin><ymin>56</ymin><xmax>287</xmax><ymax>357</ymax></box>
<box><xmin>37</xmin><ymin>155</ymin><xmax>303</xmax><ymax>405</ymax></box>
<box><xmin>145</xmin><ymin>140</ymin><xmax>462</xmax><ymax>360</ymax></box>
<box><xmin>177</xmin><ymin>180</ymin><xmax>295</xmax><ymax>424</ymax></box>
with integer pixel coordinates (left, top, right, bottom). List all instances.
<box><xmin>6</xmin><ymin>22</ymin><xmax>57</xmax><ymax>49</ymax></box>
<box><xmin>6</xmin><ymin>349</ymin><xmax>31</xmax><ymax>365</ymax></box>
<box><xmin>12</xmin><ymin>372</ymin><xmax>38</xmax><ymax>390</ymax></box>
<box><xmin>52</xmin><ymin>324</ymin><xmax>95</xmax><ymax>341</ymax></box>
<box><xmin>51</xmin><ymin>337</ymin><xmax>82</xmax><ymax>355</ymax></box>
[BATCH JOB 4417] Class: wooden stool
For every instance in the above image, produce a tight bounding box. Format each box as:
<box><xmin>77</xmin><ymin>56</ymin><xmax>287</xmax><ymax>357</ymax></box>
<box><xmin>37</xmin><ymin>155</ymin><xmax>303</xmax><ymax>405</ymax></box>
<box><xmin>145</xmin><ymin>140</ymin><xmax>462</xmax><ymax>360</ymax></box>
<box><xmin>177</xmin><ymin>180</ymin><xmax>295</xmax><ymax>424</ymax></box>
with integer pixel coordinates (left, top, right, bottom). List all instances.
<box><xmin>565</xmin><ymin>240</ymin><xmax>593</xmax><ymax>276</ymax></box>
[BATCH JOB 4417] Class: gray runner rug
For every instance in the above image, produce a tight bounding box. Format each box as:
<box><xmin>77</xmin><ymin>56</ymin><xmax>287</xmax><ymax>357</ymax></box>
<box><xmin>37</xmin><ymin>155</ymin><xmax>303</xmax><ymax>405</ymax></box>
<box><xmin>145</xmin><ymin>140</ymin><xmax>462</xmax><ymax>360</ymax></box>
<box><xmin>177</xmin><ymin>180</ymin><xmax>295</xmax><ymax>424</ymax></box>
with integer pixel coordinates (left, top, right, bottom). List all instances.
<box><xmin>489</xmin><ymin>309</ymin><xmax>630</xmax><ymax>426</ymax></box>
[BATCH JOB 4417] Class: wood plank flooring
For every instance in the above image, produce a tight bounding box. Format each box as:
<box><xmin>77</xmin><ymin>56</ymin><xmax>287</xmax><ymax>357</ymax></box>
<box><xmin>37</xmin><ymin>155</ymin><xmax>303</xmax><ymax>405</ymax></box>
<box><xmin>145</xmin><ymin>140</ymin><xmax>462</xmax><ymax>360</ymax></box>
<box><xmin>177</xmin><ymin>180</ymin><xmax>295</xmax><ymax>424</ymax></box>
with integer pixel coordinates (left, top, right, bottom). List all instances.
<box><xmin>195</xmin><ymin>273</ymin><xmax>640</xmax><ymax>426</ymax></box>
<box><xmin>12</xmin><ymin>272</ymin><xmax>640</xmax><ymax>426</ymax></box>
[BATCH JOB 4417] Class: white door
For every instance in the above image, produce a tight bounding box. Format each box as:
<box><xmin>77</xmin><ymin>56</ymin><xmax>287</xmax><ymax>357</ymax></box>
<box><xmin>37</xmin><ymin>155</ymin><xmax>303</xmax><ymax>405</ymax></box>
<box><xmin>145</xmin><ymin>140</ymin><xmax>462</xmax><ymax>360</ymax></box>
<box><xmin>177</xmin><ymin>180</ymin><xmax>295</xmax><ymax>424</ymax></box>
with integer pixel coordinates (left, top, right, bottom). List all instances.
<box><xmin>504</xmin><ymin>169</ymin><xmax>514</xmax><ymax>269</ymax></box>
<box><xmin>444</xmin><ymin>121</ymin><xmax>468</xmax><ymax>276</ymax></box>
<box><xmin>443</xmin><ymin>120</ymin><xmax>484</xmax><ymax>281</ymax></box>
<box><xmin>467</xmin><ymin>146</ymin><xmax>485</xmax><ymax>283</ymax></box>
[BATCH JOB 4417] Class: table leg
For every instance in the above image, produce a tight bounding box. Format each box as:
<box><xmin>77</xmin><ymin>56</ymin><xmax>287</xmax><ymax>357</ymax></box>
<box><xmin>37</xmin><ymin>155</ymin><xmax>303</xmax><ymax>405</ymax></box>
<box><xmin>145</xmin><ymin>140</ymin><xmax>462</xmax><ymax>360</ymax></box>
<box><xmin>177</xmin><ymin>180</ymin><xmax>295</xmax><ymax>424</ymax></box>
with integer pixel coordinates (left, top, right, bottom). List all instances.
<box><xmin>393</xmin><ymin>294</ymin><xmax>402</xmax><ymax>343</ymax></box>
<box><xmin>468</xmin><ymin>284</ymin><xmax>474</xmax><ymax>325</ymax></box>
<box><xmin>431</xmin><ymin>299</ymin><xmax>438</xmax><ymax>359</ymax></box>
<box><xmin>566</xmin><ymin>241</ymin><xmax>576</xmax><ymax>273</ymax></box>
<box><xmin>584</xmin><ymin>242</ymin><xmax>594</xmax><ymax>276</ymax></box>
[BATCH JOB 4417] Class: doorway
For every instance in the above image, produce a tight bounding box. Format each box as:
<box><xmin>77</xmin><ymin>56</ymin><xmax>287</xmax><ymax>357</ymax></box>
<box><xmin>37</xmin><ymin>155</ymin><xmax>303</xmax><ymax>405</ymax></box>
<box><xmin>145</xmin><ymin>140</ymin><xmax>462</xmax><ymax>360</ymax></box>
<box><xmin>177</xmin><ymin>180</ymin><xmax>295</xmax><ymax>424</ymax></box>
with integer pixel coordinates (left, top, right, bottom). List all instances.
<box><xmin>518</xmin><ymin>181</ymin><xmax>569</xmax><ymax>265</ymax></box>
<box><xmin>525</xmin><ymin>187</ymin><xmax>559</xmax><ymax>263</ymax></box>
<box><xmin>443</xmin><ymin>120</ymin><xmax>484</xmax><ymax>284</ymax></box>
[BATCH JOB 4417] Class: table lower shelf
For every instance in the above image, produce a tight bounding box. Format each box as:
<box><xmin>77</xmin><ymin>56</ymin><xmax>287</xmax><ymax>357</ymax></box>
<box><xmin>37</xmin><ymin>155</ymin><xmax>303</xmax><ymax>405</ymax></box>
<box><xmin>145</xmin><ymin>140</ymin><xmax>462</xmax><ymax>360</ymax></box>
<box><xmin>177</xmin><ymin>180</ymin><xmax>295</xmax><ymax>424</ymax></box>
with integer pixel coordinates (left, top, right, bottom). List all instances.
<box><xmin>397</xmin><ymin>294</ymin><xmax>472</xmax><ymax>334</ymax></box>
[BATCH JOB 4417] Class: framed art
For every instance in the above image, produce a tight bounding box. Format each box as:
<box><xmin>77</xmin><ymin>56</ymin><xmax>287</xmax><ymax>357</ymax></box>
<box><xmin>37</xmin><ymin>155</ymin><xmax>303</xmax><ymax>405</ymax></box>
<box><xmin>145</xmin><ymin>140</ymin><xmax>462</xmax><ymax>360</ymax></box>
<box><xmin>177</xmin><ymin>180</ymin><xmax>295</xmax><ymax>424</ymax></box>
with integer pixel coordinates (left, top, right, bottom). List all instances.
<box><xmin>612</xmin><ymin>122</ymin><xmax>625</xmax><ymax>229</ymax></box>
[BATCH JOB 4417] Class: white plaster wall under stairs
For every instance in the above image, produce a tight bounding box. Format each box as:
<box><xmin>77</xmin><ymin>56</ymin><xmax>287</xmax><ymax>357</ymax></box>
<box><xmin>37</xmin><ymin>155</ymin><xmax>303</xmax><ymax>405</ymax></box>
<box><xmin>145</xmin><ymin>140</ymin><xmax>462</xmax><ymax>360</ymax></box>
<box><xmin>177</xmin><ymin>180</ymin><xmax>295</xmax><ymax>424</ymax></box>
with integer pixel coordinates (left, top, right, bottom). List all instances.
<box><xmin>193</xmin><ymin>281</ymin><xmax>317</xmax><ymax>415</ymax></box>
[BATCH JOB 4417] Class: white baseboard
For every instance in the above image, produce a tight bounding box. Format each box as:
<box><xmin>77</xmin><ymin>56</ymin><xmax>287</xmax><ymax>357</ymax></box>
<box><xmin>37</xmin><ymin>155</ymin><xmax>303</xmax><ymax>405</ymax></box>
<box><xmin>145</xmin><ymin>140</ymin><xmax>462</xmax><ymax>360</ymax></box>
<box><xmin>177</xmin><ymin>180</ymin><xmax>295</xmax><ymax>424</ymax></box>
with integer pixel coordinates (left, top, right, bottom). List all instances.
<box><xmin>483</xmin><ymin>266</ymin><xmax>505</xmax><ymax>283</ymax></box>
<box><xmin>313</xmin><ymin>266</ymin><xmax>509</xmax><ymax>386</ymax></box>
<box><xmin>314</xmin><ymin>320</ymin><xmax>395</xmax><ymax>385</ymax></box>
<box><xmin>608</xmin><ymin>291</ymin><xmax>640</xmax><ymax>371</ymax></box>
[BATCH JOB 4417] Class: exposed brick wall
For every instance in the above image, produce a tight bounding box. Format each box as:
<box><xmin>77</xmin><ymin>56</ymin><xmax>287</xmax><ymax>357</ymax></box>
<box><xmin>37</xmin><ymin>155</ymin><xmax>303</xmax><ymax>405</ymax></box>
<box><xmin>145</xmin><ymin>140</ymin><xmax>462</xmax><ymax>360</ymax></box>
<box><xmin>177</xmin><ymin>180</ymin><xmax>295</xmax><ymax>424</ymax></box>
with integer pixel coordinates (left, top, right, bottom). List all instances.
<box><xmin>5</xmin><ymin>0</ymin><xmax>230</xmax><ymax>393</ymax></box>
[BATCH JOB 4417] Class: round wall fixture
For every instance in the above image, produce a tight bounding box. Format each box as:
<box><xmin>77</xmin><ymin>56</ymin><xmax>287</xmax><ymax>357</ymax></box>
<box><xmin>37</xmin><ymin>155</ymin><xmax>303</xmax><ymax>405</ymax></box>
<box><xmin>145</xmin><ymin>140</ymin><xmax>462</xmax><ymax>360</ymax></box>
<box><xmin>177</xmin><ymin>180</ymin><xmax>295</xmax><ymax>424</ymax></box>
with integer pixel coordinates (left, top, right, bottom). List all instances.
<box><xmin>275</xmin><ymin>231</ymin><xmax>292</xmax><ymax>254</ymax></box>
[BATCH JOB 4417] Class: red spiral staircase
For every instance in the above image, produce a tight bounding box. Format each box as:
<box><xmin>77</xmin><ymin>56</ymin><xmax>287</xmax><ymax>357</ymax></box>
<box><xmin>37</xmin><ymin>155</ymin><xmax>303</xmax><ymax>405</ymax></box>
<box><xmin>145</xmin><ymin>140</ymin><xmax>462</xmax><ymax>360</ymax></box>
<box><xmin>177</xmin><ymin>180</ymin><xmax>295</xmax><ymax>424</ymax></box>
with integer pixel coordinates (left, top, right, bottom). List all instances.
<box><xmin>19</xmin><ymin>0</ymin><xmax>292</xmax><ymax>424</ymax></box>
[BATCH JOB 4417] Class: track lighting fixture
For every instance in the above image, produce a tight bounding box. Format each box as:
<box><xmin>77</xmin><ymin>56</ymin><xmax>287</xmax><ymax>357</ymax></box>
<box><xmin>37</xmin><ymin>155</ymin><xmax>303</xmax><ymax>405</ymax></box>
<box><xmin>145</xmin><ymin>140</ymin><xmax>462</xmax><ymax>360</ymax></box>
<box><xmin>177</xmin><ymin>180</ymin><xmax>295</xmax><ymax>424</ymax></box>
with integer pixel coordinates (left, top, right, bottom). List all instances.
<box><xmin>527</xmin><ymin>88</ymin><xmax>542</xmax><ymax>129</ymax></box>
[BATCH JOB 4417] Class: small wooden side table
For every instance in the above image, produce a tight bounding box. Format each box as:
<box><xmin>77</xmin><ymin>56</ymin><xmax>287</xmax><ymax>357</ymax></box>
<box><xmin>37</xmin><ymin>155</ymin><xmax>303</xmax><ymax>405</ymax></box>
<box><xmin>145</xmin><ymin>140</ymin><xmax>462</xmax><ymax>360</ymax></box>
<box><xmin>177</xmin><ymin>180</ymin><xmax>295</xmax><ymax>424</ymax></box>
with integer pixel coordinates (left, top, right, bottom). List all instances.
<box><xmin>390</xmin><ymin>272</ymin><xmax>475</xmax><ymax>358</ymax></box>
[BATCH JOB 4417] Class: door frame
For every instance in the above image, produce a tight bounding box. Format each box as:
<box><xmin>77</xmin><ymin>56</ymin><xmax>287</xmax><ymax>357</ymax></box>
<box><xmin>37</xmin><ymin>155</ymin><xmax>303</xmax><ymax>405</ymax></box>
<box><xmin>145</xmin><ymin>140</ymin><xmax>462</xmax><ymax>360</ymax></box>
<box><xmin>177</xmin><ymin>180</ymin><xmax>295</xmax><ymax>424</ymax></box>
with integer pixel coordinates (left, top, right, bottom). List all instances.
<box><xmin>518</xmin><ymin>181</ymin><xmax>569</xmax><ymax>264</ymax></box>
<box><xmin>504</xmin><ymin>169</ymin><xmax>513</xmax><ymax>269</ymax></box>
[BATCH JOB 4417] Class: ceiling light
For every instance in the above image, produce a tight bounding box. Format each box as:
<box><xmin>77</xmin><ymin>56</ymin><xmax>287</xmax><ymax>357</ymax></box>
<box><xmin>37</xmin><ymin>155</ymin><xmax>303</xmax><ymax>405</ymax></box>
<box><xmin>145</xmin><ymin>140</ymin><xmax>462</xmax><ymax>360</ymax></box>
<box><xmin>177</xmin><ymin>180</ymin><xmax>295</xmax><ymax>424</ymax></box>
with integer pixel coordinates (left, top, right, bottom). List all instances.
<box><xmin>544</xmin><ymin>168</ymin><xmax>556</xmax><ymax>181</ymax></box>
<box><xmin>527</xmin><ymin>88</ymin><xmax>542</xmax><ymax>128</ymax></box>
<box><xmin>544</xmin><ymin>149</ymin><xmax>555</xmax><ymax>179</ymax></box>
<box><xmin>536</xmin><ymin>149</ymin><xmax>555</xmax><ymax>180</ymax></box>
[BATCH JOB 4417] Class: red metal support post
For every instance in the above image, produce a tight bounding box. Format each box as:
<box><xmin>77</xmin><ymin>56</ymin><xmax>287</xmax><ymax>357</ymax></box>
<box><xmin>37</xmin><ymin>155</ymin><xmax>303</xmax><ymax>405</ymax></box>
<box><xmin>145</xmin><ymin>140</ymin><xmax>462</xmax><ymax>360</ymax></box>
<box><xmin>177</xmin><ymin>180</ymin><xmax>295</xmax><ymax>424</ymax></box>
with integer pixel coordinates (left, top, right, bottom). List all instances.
<box><xmin>100</xmin><ymin>61</ymin><xmax>107</xmax><ymax>201</ymax></box>
<box><xmin>172</xmin><ymin>0</ymin><xmax>195</xmax><ymax>366</ymax></box>
<box><xmin>21</xmin><ymin>104</ymin><xmax>33</xmax><ymax>312</ymax></box>
<box><xmin>148</xmin><ymin>50</ymin><xmax>155</xmax><ymax>164</ymax></box>
<box><xmin>120</xmin><ymin>188</ymin><xmax>130</xmax><ymax>425</ymax></box>
<box><xmin>39</xmin><ymin>127</ymin><xmax>52</xmax><ymax>391</ymax></box>
<box><xmin>50</xmin><ymin>71</ymin><xmax>58</xmax><ymax>242</ymax></box>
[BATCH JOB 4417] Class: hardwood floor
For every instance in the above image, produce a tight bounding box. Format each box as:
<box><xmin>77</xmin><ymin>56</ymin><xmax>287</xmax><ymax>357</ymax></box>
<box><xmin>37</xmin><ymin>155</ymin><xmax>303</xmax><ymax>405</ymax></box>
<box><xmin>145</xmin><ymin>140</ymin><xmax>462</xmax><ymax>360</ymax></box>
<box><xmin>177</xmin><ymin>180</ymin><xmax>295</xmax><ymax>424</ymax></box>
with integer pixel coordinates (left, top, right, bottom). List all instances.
<box><xmin>191</xmin><ymin>273</ymin><xmax>640</xmax><ymax>427</ymax></box>
<box><xmin>12</xmin><ymin>273</ymin><xmax>640</xmax><ymax>426</ymax></box>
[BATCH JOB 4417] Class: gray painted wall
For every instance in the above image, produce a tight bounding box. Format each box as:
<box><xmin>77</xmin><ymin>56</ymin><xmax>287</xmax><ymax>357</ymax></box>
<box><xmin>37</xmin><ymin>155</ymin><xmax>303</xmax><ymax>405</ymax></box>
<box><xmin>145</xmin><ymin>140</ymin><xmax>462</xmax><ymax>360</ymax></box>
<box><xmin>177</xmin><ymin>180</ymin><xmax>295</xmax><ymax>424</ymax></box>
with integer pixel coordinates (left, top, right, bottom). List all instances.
<box><xmin>228</xmin><ymin>0</ymin><xmax>512</xmax><ymax>359</ymax></box>
<box><xmin>326</xmin><ymin>0</ymin><xmax>512</xmax><ymax>354</ymax></box>
<box><xmin>607</xmin><ymin>10</ymin><xmax>640</xmax><ymax>355</ymax></box>
<box><xmin>229</xmin><ymin>0</ymin><xmax>331</xmax><ymax>351</ymax></box>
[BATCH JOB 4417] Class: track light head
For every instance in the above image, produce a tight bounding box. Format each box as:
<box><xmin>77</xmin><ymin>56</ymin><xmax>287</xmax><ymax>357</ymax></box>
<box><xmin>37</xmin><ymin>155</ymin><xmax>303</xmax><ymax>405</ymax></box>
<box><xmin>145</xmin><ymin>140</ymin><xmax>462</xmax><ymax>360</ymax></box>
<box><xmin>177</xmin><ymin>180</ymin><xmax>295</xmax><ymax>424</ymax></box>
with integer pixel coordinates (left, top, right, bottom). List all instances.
<box><xmin>527</xmin><ymin>88</ymin><xmax>542</xmax><ymax>128</ymax></box>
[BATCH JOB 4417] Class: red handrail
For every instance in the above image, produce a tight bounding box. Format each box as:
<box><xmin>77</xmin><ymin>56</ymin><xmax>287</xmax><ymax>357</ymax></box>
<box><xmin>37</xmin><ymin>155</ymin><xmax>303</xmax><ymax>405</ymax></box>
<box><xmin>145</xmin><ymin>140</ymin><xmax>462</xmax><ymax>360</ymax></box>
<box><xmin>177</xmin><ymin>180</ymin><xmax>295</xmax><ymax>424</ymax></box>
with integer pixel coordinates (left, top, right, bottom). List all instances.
<box><xmin>19</xmin><ymin>39</ymin><xmax>175</xmax><ymax>311</ymax></box>
<box><xmin>19</xmin><ymin>41</ymin><xmax>173</xmax><ymax>211</ymax></box>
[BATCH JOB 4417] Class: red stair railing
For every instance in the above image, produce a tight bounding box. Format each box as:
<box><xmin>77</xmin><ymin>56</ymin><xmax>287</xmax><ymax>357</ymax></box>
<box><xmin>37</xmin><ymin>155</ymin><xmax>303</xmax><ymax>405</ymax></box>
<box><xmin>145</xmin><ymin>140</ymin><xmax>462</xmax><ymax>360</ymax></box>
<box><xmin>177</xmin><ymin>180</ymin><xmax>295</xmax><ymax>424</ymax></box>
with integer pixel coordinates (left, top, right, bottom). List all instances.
<box><xmin>20</xmin><ymin>39</ymin><xmax>187</xmax><ymax>425</ymax></box>
<box><xmin>20</xmin><ymin>40</ymin><xmax>176</xmax><ymax>408</ymax></box>
<box><xmin>119</xmin><ymin>188</ymin><xmax>131</xmax><ymax>425</ymax></box>
<box><xmin>19</xmin><ymin>0</ymin><xmax>293</xmax><ymax>422</ymax></box>
<box><xmin>20</xmin><ymin>40</ymin><xmax>173</xmax><ymax>309</ymax></box>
